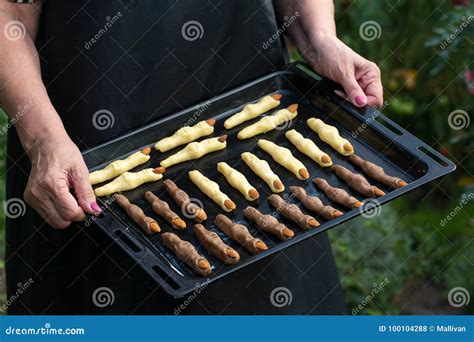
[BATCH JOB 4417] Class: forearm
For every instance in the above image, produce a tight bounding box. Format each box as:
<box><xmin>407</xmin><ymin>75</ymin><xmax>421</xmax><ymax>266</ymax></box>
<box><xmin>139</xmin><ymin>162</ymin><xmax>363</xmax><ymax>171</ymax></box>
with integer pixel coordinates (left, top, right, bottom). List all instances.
<box><xmin>0</xmin><ymin>2</ymin><xmax>68</xmax><ymax>156</ymax></box>
<box><xmin>276</xmin><ymin>0</ymin><xmax>336</xmax><ymax>41</ymax></box>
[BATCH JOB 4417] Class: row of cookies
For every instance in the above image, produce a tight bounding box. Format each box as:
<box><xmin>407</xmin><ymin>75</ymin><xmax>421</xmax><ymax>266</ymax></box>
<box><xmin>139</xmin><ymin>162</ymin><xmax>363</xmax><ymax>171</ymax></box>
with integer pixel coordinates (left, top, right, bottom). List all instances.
<box><xmin>110</xmin><ymin>178</ymin><xmax>323</xmax><ymax>276</ymax></box>
<box><xmin>220</xmin><ymin>94</ymin><xmax>407</xmax><ymax>195</ymax></box>
<box><xmin>88</xmin><ymin>91</ymin><xmax>352</xmax><ymax>195</ymax></box>
<box><xmin>89</xmin><ymin>119</ymin><xmax>407</xmax><ymax>217</ymax></box>
<box><xmin>223</xmin><ymin>93</ymin><xmax>352</xmax><ymax>158</ymax></box>
<box><xmin>89</xmin><ymin>113</ymin><xmax>407</xmax><ymax>212</ymax></box>
<box><xmin>112</xmin><ymin>177</ymin><xmax>351</xmax><ymax>276</ymax></box>
<box><xmin>89</xmin><ymin>119</ymin><xmax>358</xmax><ymax>198</ymax></box>
<box><xmin>88</xmin><ymin>93</ymin><xmax>292</xmax><ymax>195</ymax></box>
<box><xmin>88</xmin><ymin>117</ymin><xmax>221</xmax><ymax>196</ymax></box>
<box><xmin>88</xmin><ymin>91</ymin><xmax>351</xmax><ymax>189</ymax></box>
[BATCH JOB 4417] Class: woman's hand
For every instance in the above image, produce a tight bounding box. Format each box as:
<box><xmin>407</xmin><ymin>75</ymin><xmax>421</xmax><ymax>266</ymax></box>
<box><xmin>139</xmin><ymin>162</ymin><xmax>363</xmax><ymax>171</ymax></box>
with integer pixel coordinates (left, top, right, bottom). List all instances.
<box><xmin>0</xmin><ymin>2</ymin><xmax>99</xmax><ymax>229</ymax></box>
<box><xmin>304</xmin><ymin>32</ymin><xmax>384</xmax><ymax>108</ymax></box>
<box><xmin>276</xmin><ymin>0</ymin><xmax>383</xmax><ymax>108</ymax></box>
<box><xmin>24</xmin><ymin>132</ymin><xmax>100</xmax><ymax>229</ymax></box>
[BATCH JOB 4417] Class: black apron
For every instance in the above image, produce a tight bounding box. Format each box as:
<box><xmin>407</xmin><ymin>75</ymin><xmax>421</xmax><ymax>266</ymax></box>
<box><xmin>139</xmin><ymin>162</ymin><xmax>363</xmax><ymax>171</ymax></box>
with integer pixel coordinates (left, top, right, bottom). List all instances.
<box><xmin>6</xmin><ymin>0</ymin><xmax>346</xmax><ymax>314</ymax></box>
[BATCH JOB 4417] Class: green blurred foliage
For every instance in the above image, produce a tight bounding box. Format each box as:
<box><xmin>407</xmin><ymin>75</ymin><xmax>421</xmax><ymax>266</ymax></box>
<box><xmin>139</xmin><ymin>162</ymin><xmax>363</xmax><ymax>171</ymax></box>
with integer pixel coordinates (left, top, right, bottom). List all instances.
<box><xmin>326</xmin><ymin>0</ymin><xmax>474</xmax><ymax>315</ymax></box>
<box><xmin>334</xmin><ymin>1</ymin><xmax>473</xmax><ymax>169</ymax></box>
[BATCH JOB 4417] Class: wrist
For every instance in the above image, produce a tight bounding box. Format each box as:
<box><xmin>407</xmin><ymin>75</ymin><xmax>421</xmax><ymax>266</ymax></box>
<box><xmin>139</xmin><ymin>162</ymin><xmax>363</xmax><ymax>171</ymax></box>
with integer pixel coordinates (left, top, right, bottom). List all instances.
<box><xmin>23</xmin><ymin>127</ymin><xmax>70</xmax><ymax>158</ymax></box>
<box><xmin>15</xmin><ymin>107</ymin><xmax>71</xmax><ymax>158</ymax></box>
<box><xmin>310</xmin><ymin>31</ymin><xmax>338</xmax><ymax>44</ymax></box>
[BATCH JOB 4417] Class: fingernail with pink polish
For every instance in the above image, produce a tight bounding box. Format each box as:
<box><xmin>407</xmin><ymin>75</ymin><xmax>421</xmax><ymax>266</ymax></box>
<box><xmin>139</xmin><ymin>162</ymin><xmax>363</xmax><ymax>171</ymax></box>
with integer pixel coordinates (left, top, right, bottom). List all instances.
<box><xmin>355</xmin><ymin>96</ymin><xmax>366</xmax><ymax>106</ymax></box>
<box><xmin>91</xmin><ymin>202</ymin><xmax>101</xmax><ymax>213</ymax></box>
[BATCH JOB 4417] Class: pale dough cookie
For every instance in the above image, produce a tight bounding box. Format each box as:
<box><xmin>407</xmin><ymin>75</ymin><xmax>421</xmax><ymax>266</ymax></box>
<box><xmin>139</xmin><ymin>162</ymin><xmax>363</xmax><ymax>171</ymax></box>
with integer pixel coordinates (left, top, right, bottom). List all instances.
<box><xmin>237</xmin><ymin>104</ymin><xmax>298</xmax><ymax>140</ymax></box>
<box><xmin>154</xmin><ymin>119</ymin><xmax>215</xmax><ymax>152</ymax></box>
<box><xmin>188</xmin><ymin>170</ymin><xmax>236</xmax><ymax>212</ymax></box>
<box><xmin>160</xmin><ymin>136</ymin><xmax>227</xmax><ymax>168</ymax></box>
<box><xmin>224</xmin><ymin>94</ymin><xmax>282</xmax><ymax>129</ymax></box>
<box><xmin>257</xmin><ymin>139</ymin><xmax>309</xmax><ymax>180</ymax></box>
<box><xmin>258</xmin><ymin>139</ymin><xmax>309</xmax><ymax>179</ymax></box>
<box><xmin>307</xmin><ymin>118</ymin><xmax>354</xmax><ymax>156</ymax></box>
<box><xmin>241</xmin><ymin>152</ymin><xmax>284</xmax><ymax>193</ymax></box>
<box><xmin>285</xmin><ymin>129</ymin><xmax>332</xmax><ymax>167</ymax></box>
<box><xmin>217</xmin><ymin>162</ymin><xmax>259</xmax><ymax>201</ymax></box>
<box><xmin>94</xmin><ymin>167</ymin><xmax>165</xmax><ymax>197</ymax></box>
<box><xmin>89</xmin><ymin>147</ymin><xmax>151</xmax><ymax>185</ymax></box>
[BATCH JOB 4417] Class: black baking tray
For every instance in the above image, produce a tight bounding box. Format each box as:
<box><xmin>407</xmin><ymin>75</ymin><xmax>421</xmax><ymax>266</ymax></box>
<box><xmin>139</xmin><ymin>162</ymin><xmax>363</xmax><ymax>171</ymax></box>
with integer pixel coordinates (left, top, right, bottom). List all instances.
<box><xmin>82</xmin><ymin>62</ymin><xmax>456</xmax><ymax>298</ymax></box>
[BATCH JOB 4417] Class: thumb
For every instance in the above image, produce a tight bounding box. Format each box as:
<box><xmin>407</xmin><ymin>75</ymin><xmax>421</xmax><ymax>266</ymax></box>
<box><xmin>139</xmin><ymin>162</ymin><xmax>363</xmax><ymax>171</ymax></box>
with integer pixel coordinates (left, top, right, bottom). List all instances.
<box><xmin>339</xmin><ymin>75</ymin><xmax>367</xmax><ymax>107</ymax></box>
<box><xmin>71</xmin><ymin>167</ymin><xmax>100</xmax><ymax>215</ymax></box>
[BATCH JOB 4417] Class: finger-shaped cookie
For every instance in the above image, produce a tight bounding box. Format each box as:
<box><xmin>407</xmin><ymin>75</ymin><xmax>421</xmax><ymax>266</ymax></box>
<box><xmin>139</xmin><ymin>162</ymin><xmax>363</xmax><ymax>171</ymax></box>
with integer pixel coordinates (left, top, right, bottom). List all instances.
<box><xmin>313</xmin><ymin>178</ymin><xmax>363</xmax><ymax>209</ymax></box>
<box><xmin>217</xmin><ymin>162</ymin><xmax>259</xmax><ymax>201</ymax></box>
<box><xmin>243</xmin><ymin>206</ymin><xmax>294</xmax><ymax>240</ymax></box>
<box><xmin>163</xmin><ymin>179</ymin><xmax>207</xmax><ymax>222</ymax></box>
<box><xmin>307</xmin><ymin>118</ymin><xmax>354</xmax><ymax>156</ymax></box>
<box><xmin>237</xmin><ymin>104</ymin><xmax>298</xmax><ymax>140</ymax></box>
<box><xmin>160</xmin><ymin>136</ymin><xmax>227</xmax><ymax>168</ymax></box>
<box><xmin>145</xmin><ymin>191</ymin><xmax>186</xmax><ymax>229</ymax></box>
<box><xmin>194</xmin><ymin>224</ymin><xmax>240</xmax><ymax>265</ymax></box>
<box><xmin>94</xmin><ymin>167</ymin><xmax>165</xmax><ymax>197</ymax></box>
<box><xmin>258</xmin><ymin>139</ymin><xmax>309</xmax><ymax>180</ymax></box>
<box><xmin>154</xmin><ymin>119</ymin><xmax>215</xmax><ymax>152</ymax></box>
<box><xmin>349</xmin><ymin>154</ymin><xmax>408</xmax><ymax>189</ymax></box>
<box><xmin>268</xmin><ymin>194</ymin><xmax>319</xmax><ymax>230</ymax></box>
<box><xmin>224</xmin><ymin>94</ymin><xmax>282</xmax><ymax>129</ymax></box>
<box><xmin>332</xmin><ymin>165</ymin><xmax>385</xmax><ymax>197</ymax></box>
<box><xmin>214</xmin><ymin>214</ymin><xmax>268</xmax><ymax>254</ymax></box>
<box><xmin>189</xmin><ymin>170</ymin><xmax>236</xmax><ymax>212</ymax></box>
<box><xmin>89</xmin><ymin>147</ymin><xmax>151</xmax><ymax>185</ymax></box>
<box><xmin>285</xmin><ymin>129</ymin><xmax>332</xmax><ymax>167</ymax></box>
<box><xmin>241</xmin><ymin>152</ymin><xmax>284</xmax><ymax>193</ymax></box>
<box><xmin>289</xmin><ymin>186</ymin><xmax>343</xmax><ymax>220</ymax></box>
<box><xmin>115</xmin><ymin>194</ymin><xmax>161</xmax><ymax>234</ymax></box>
<box><xmin>161</xmin><ymin>232</ymin><xmax>212</xmax><ymax>276</ymax></box>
